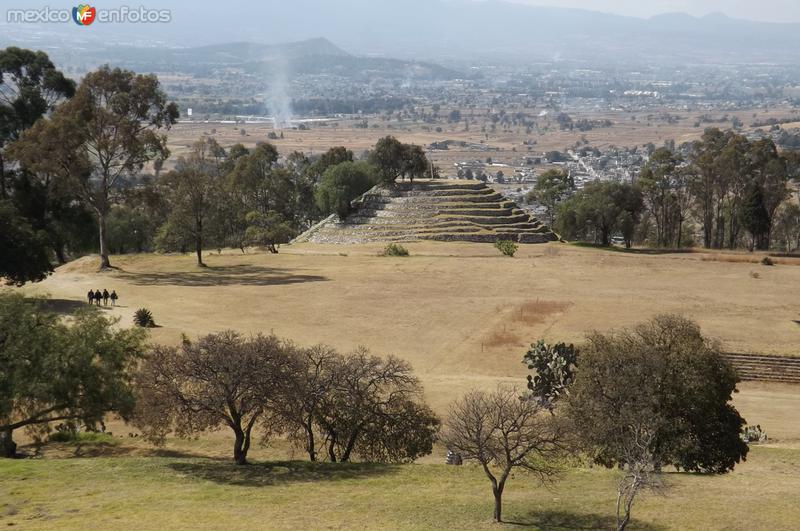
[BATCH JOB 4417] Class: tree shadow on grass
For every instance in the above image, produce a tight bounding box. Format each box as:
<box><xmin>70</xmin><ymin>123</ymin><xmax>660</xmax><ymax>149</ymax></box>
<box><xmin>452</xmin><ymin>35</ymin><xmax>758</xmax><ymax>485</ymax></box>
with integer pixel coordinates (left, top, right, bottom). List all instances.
<box><xmin>570</xmin><ymin>242</ymin><xmax>695</xmax><ymax>256</ymax></box>
<box><xmin>114</xmin><ymin>264</ymin><xmax>329</xmax><ymax>287</ymax></box>
<box><xmin>36</xmin><ymin>298</ymin><xmax>93</xmax><ymax>315</ymax></box>
<box><xmin>505</xmin><ymin>510</ymin><xmax>666</xmax><ymax>530</ymax></box>
<box><xmin>166</xmin><ymin>459</ymin><xmax>398</xmax><ymax>487</ymax></box>
<box><xmin>20</xmin><ymin>441</ymin><xmax>218</xmax><ymax>460</ymax></box>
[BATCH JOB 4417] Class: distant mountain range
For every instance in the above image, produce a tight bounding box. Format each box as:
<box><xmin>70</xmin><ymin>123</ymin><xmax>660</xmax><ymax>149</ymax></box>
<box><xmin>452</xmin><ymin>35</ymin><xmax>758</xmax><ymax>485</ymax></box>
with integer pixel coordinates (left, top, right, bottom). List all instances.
<box><xmin>53</xmin><ymin>38</ymin><xmax>463</xmax><ymax>80</ymax></box>
<box><xmin>2</xmin><ymin>0</ymin><xmax>800</xmax><ymax>65</ymax></box>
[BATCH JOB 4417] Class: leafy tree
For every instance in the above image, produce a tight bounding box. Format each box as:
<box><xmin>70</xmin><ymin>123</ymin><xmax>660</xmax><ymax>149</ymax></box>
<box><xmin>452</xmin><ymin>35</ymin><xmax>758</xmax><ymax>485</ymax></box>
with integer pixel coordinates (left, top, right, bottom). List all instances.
<box><xmin>0</xmin><ymin>294</ymin><xmax>146</xmax><ymax>457</ymax></box>
<box><xmin>106</xmin><ymin>204</ymin><xmax>158</xmax><ymax>255</ymax></box>
<box><xmin>688</xmin><ymin>128</ymin><xmax>730</xmax><ymax>249</ymax></box>
<box><xmin>368</xmin><ymin>136</ymin><xmax>430</xmax><ymax>185</ymax></box>
<box><xmin>245</xmin><ymin>211</ymin><xmax>293</xmax><ymax>253</ymax></box>
<box><xmin>229</xmin><ymin>142</ymin><xmax>313</xmax><ymax>232</ymax></box>
<box><xmin>0</xmin><ymin>48</ymin><xmax>88</xmax><ymax>262</ymax></box>
<box><xmin>689</xmin><ymin>130</ymin><xmax>789</xmax><ymax>250</ymax></box>
<box><xmin>0</xmin><ymin>47</ymin><xmax>75</xmax><ymax>199</ymax></box>
<box><xmin>773</xmin><ymin>202</ymin><xmax>800</xmax><ymax>252</ymax></box>
<box><xmin>443</xmin><ymin>386</ymin><xmax>565</xmax><ymax>523</ymax></box>
<box><xmin>567</xmin><ymin>315</ymin><xmax>748</xmax><ymax>528</ymax></box>
<box><xmin>566</xmin><ymin>315</ymin><xmax>747</xmax><ymax>528</ymax></box>
<box><xmin>556</xmin><ymin>181</ymin><xmax>643</xmax><ymax>246</ymax></box>
<box><xmin>527</xmin><ymin>168</ymin><xmax>573</xmax><ymax>225</ymax></box>
<box><xmin>747</xmin><ymin>138</ymin><xmax>789</xmax><ymax>249</ymax></box>
<box><xmin>639</xmin><ymin>147</ymin><xmax>688</xmax><ymax>247</ymax></box>
<box><xmin>10</xmin><ymin>65</ymin><xmax>178</xmax><ymax>269</ymax></box>
<box><xmin>401</xmin><ymin>144</ymin><xmax>429</xmax><ymax>184</ymax></box>
<box><xmin>133</xmin><ymin>331</ymin><xmax>298</xmax><ymax>465</ymax></box>
<box><xmin>739</xmin><ymin>181</ymin><xmax>771</xmax><ymax>251</ymax></box>
<box><xmin>0</xmin><ymin>200</ymin><xmax>52</xmax><ymax>285</ymax></box>
<box><xmin>308</xmin><ymin>146</ymin><xmax>353</xmax><ymax>181</ymax></box>
<box><xmin>9</xmin><ymin>167</ymin><xmax>96</xmax><ymax>263</ymax></box>
<box><xmin>315</xmin><ymin>160</ymin><xmax>377</xmax><ymax>219</ymax></box>
<box><xmin>369</xmin><ymin>136</ymin><xmax>406</xmax><ymax>184</ymax></box>
<box><xmin>158</xmin><ymin>138</ymin><xmax>225</xmax><ymax>266</ymax></box>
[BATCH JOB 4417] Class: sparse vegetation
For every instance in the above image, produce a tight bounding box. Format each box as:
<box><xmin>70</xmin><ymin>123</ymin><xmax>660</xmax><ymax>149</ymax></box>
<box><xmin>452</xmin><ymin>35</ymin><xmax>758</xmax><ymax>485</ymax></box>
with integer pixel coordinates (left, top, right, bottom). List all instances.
<box><xmin>494</xmin><ymin>240</ymin><xmax>518</xmax><ymax>257</ymax></box>
<box><xmin>3</xmin><ymin>22</ymin><xmax>800</xmax><ymax>530</ymax></box>
<box><xmin>380</xmin><ymin>243</ymin><xmax>409</xmax><ymax>257</ymax></box>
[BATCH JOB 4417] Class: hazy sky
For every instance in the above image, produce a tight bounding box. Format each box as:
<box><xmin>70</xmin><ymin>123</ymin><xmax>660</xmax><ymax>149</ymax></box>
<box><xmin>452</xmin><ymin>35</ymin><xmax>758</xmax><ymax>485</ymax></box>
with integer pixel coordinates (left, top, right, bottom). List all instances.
<box><xmin>507</xmin><ymin>0</ymin><xmax>800</xmax><ymax>23</ymax></box>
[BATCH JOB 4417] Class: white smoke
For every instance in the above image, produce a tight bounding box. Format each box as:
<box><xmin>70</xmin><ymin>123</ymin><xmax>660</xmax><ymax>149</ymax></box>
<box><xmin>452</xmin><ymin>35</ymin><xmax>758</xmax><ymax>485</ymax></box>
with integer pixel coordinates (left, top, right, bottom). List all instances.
<box><xmin>266</xmin><ymin>55</ymin><xmax>293</xmax><ymax>129</ymax></box>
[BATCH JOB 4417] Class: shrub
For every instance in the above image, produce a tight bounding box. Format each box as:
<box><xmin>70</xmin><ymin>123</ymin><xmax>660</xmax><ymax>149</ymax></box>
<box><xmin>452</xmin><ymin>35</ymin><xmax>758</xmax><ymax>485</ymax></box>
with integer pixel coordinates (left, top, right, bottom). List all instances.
<box><xmin>134</xmin><ymin>308</ymin><xmax>155</xmax><ymax>328</ymax></box>
<box><xmin>494</xmin><ymin>240</ymin><xmax>518</xmax><ymax>257</ymax></box>
<box><xmin>381</xmin><ymin>243</ymin><xmax>409</xmax><ymax>257</ymax></box>
<box><xmin>48</xmin><ymin>430</ymin><xmax>114</xmax><ymax>444</ymax></box>
<box><xmin>761</xmin><ymin>256</ymin><xmax>775</xmax><ymax>266</ymax></box>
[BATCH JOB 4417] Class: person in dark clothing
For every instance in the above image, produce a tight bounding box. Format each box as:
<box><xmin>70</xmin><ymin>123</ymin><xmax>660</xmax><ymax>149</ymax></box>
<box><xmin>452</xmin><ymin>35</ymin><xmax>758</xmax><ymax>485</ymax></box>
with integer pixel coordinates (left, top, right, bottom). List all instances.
<box><xmin>110</xmin><ymin>290</ymin><xmax>118</xmax><ymax>307</ymax></box>
<box><xmin>87</xmin><ymin>289</ymin><xmax>95</xmax><ymax>305</ymax></box>
<box><xmin>102</xmin><ymin>289</ymin><xmax>110</xmax><ymax>306</ymax></box>
<box><xmin>93</xmin><ymin>289</ymin><xmax>102</xmax><ymax>306</ymax></box>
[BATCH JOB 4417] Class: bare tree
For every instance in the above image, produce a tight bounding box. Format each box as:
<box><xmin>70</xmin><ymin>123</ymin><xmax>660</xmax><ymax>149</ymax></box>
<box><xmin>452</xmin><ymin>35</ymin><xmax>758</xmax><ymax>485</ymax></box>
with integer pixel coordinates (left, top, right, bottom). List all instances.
<box><xmin>615</xmin><ymin>425</ymin><xmax>664</xmax><ymax>531</ymax></box>
<box><xmin>273</xmin><ymin>344</ymin><xmax>340</xmax><ymax>461</ymax></box>
<box><xmin>312</xmin><ymin>348</ymin><xmax>439</xmax><ymax>463</ymax></box>
<box><xmin>443</xmin><ymin>385</ymin><xmax>565</xmax><ymax>523</ymax></box>
<box><xmin>133</xmin><ymin>331</ymin><xmax>297</xmax><ymax>465</ymax></box>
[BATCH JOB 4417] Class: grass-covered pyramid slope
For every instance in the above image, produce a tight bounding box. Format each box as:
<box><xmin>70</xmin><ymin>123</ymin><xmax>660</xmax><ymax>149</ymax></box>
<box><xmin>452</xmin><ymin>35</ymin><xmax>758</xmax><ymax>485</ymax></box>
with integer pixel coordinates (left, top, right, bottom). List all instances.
<box><xmin>296</xmin><ymin>180</ymin><xmax>558</xmax><ymax>244</ymax></box>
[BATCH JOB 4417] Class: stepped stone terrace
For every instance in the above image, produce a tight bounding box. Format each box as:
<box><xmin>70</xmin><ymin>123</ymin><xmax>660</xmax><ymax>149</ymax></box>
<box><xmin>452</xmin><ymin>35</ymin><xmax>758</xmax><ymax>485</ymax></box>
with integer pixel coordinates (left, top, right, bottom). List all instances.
<box><xmin>295</xmin><ymin>180</ymin><xmax>558</xmax><ymax>244</ymax></box>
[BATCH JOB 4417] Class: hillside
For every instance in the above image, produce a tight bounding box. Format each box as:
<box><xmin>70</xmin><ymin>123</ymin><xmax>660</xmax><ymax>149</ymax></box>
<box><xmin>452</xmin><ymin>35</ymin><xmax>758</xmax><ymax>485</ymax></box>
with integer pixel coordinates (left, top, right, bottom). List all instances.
<box><xmin>297</xmin><ymin>180</ymin><xmax>557</xmax><ymax>244</ymax></box>
<box><xmin>7</xmin><ymin>1</ymin><xmax>797</xmax><ymax>65</ymax></box>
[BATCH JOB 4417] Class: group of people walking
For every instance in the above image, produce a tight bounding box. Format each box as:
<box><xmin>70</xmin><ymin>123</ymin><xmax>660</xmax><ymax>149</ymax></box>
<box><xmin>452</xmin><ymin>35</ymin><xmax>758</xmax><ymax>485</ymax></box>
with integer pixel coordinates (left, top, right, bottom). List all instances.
<box><xmin>87</xmin><ymin>289</ymin><xmax>118</xmax><ymax>307</ymax></box>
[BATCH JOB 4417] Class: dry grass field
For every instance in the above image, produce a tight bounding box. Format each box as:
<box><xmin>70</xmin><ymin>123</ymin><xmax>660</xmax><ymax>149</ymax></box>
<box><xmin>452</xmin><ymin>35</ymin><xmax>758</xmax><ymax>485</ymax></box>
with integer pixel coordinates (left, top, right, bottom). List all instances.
<box><xmin>5</xmin><ymin>241</ymin><xmax>800</xmax><ymax>529</ymax></box>
<box><xmin>163</xmin><ymin>105</ymin><xmax>800</xmax><ymax>172</ymax></box>
<box><xmin>17</xmin><ymin>242</ymin><xmax>800</xmax><ymax>438</ymax></box>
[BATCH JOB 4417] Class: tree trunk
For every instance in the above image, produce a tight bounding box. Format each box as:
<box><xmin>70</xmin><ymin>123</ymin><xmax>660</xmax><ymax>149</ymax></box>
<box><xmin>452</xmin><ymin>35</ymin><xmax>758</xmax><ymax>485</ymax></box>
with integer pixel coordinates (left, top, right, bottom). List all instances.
<box><xmin>0</xmin><ymin>152</ymin><xmax>6</xmax><ymax>200</ymax></box>
<box><xmin>232</xmin><ymin>426</ymin><xmax>248</xmax><ymax>465</ymax></box>
<box><xmin>492</xmin><ymin>484</ymin><xmax>504</xmax><ymax>522</ymax></box>
<box><xmin>0</xmin><ymin>428</ymin><xmax>16</xmax><ymax>458</ymax></box>
<box><xmin>54</xmin><ymin>240</ymin><xmax>68</xmax><ymax>265</ymax></box>
<box><xmin>195</xmin><ymin>217</ymin><xmax>204</xmax><ymax>266</ymax></box>
<box><xmin>328</xmin><ymin>435</ymin><xmax>337</xmax><ymax>463</ymax></box>
<box><xmin>340</xmin><ymin>429</ymin><xmax>360</xmax><ymax>463</ymax></box>
<box><xmin>306</xmin><ymin>420</ymin><xmax>316</xmax><ymax>462</ymax></box>
<box><xmin>98</xmin><ymin>210</ymin><xmax>111</xmax><ymax>269</ymax></box>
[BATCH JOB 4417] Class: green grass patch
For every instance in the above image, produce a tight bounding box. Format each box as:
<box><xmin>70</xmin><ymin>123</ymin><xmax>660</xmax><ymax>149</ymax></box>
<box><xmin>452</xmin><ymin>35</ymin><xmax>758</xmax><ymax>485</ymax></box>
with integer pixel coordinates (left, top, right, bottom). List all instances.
<box><xmin>1</xmin><ymin>446</ymin><xmax>797</xmax><ymax>529</ymax></box>
<box><xmin>48</xmin><ymin>431</ymin><xmax>116</xmax><ymax>444</ymax></box>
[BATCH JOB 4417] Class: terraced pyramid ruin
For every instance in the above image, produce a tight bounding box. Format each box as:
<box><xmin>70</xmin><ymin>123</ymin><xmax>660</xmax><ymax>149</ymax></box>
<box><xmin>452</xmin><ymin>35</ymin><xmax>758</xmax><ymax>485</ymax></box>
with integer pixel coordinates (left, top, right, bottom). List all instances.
<box><xmin>295</xmin><ymin>180</ymin><xmax>558</xmax><ymax>244</ymax></box>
